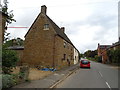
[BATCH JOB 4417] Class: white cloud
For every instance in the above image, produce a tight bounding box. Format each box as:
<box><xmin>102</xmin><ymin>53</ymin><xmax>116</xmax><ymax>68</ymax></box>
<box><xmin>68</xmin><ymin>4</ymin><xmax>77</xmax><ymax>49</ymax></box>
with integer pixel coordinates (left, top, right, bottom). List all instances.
<box><xmin>4</xmin><ymin>0</ymin><xmax>119</xmax><ymax>53</ymax></box>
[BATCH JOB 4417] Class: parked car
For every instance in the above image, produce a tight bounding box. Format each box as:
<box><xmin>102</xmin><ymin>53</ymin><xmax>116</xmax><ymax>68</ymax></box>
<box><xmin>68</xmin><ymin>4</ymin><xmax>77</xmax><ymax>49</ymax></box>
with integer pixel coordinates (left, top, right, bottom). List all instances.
<box><xmin>80</xmin><ymin>59</ymin><xmax>91</xmax><ymax>68</ymax></box>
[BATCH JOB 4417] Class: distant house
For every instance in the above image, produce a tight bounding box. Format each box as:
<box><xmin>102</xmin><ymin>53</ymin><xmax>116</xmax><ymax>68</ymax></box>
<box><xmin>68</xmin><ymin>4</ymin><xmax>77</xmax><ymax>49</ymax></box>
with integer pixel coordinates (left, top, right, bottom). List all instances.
<box><xmin>22</xmin><ymin>5</ymin><xmax>79</xmax><ymax>69</ymax></box>
<box><xmin>97</xmin><ymin>41</ymin><xmax>120</xmax><ymax>64</ymax></box>
<box><xmin>97</xmin><ymin>43</ymin><xmax>111</xmax><ymax>63</ymax></box>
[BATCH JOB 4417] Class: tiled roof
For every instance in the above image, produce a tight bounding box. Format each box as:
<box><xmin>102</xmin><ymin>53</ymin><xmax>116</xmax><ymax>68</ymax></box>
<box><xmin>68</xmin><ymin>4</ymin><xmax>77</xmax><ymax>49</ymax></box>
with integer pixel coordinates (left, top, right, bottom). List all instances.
<box><xmin>111</xmin><ymin>41</ymin><xmax>120</xmax><ymax>48</ymax></box>
<box><xmin>46</xmin><ymin>15</ymin><xmax>73</xmax><ymax>45</ymax></box>
<box><xmin>99</xmin><ymin>45</ymin><xmax>111</xmax><ymax>49</ymax></box>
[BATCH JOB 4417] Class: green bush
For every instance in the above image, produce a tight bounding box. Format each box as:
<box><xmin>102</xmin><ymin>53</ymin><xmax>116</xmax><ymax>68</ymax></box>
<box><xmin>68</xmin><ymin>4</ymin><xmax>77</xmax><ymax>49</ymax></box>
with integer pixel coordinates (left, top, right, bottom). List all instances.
<box><xmin>18</xmin><ymin>72</ymin><xmax>25</xmax><ymax>79</ymax></box>
<box><xmin>113</xmin><ymin>49</ymin><xmax>120</xmax><ymax>63</ymax></box>
<box><xmin>2</xmin><ymin>74</ymin><xmax>15</xmax><ymax>88</ymax></box>
<box><xmin>97</xmin><ymin>56</ymin><xmax>102</xmax><ymax>62</ymax></box>
<box><xmin>2</xmin><ymin>46</ymin><xmax>19</xmax><ymax>74</ymax></box>
<box><xmin>107</xmin><ymin>48</ymin><xmax>120</xmax><ymax>63</ymax></box>
<box><xmin>94</xmin><ymin>55</ymin><xmax>98</xmax><ymax>60</ymax></box>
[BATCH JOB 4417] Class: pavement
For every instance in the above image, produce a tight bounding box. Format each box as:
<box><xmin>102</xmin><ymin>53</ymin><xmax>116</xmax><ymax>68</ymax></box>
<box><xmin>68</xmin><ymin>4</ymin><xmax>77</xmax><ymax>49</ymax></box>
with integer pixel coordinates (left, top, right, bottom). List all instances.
<box><xmin>13</xmin><ymin>63</ymin><xmax>79</xmax><ymax>88</ymax></box>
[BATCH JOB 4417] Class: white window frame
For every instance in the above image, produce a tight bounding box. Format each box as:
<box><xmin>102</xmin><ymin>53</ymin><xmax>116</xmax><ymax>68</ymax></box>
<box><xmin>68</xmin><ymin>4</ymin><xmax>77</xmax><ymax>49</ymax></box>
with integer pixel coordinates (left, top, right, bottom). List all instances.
<box><xmin>44</xmin><ymin>24</ymin><xmax>49</xmax><ymax>30</ymax></box>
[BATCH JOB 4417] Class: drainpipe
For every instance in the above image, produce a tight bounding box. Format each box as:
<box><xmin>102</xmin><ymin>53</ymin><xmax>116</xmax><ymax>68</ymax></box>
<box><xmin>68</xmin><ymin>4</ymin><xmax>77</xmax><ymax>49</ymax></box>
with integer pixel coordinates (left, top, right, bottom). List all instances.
<box><xmin>53</xmin><ymin>34</ymin><xmax>56</xmax><ymax>68</ymax></box>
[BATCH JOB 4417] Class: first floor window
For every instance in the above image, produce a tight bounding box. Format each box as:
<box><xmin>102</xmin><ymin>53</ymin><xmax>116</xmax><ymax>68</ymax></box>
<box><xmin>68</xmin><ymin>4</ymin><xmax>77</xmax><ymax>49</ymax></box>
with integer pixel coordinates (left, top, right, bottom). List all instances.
<box><xmin>64</xmin><ymin>42</ymin><xmax>66</xmax><ymax>48</ymax></box>
<box><xmin>44</xmin><ymin>24</ymin><xmax>49</xmax><ymax>30</ymax></box>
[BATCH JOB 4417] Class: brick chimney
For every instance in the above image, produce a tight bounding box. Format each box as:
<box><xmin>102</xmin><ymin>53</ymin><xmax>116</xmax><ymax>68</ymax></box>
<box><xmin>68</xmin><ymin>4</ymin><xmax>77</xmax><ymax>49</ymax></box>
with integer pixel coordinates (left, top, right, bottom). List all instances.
<box><xmin>41</xmin><ymin>5</ymin><xmax>47</xmax><ymax>14</ymax></box>
<box><xmin>98</xmin><ymin>43</ymin><xmax>100</xmax><ymax>48</ymax></box>
<box><xmin>61</xmin><ymin>27</ymin><xmax>65</xmax><ymax>32</ymax></box>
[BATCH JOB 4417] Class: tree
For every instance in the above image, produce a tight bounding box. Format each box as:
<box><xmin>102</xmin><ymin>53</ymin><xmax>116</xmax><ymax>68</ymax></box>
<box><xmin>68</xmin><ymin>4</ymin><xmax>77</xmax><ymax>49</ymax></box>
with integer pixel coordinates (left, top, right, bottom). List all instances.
<box><xmin>2</xmin><ymin>0</ymin><xmax>16</xmax><ymax>26</ymax></box>
<box><xmin>2</xmin><ymin>37</ymin><xmax>24</xmax><ymax>74</ymax></box>
<box><xmin>79</xmin><ymin>53</ymin><xmax>84</xmax><ymax>58</ymax></box>
<box><xmin>84</xmin><ymin>50</ymin><xmax>97</xmax><ymax>58</ymax></box>
<box><xmin>84</xmin><ymin>50</ymin><xmax>91</xmax><ymax>58</ymax></box>
<box><xmin>4</xmin><ymin>38</ymin><xmax>24</xmax><ymax>47</ymax></box>
<box><xmin>15</xmin><ymin>38</ymin><xmax>24</xmax><ymax>46</ymax></box>
<box><xmin>1</xmin><ymin>0</ymin><xmax>19</xmax><ymax>75</ymax></box>
<box><xmin>1</xmin><ymin>0</ymin><xmax>16</xmax><ymax>42</ymax></box>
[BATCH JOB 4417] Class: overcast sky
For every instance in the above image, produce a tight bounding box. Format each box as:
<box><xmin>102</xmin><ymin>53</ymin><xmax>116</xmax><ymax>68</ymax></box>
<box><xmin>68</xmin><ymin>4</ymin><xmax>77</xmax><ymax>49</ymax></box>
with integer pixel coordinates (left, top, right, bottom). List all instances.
<box><xmin>2</xmin><ymin>0</ymin><xmax>119</xmax><ymax>53</ymax></box>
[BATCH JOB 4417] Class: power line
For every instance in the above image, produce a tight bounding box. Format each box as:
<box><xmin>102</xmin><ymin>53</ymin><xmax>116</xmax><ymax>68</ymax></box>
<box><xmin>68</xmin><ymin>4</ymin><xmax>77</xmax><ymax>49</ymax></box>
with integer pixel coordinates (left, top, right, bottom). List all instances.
<box><xmin>7</xmin><ymin>27</ymin><xmax>29</xmax><ymax>28</ymax></box>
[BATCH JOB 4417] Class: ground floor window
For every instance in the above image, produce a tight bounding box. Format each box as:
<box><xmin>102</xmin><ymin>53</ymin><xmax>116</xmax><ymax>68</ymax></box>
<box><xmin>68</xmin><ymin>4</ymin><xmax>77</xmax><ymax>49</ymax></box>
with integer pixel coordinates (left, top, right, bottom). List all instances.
<box><xmin>63</xmin><ymin>54</ymin><xmax>66</xmax><ymax>60</ymax></box>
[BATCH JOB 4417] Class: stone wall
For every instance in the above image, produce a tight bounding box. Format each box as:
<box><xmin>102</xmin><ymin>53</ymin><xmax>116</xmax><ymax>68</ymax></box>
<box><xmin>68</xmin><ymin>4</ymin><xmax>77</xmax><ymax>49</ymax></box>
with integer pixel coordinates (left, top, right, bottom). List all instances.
<box><xmin>55</xmin><ymin>36</ymin><xmax>74</xmax><ymax>69</ymax></box>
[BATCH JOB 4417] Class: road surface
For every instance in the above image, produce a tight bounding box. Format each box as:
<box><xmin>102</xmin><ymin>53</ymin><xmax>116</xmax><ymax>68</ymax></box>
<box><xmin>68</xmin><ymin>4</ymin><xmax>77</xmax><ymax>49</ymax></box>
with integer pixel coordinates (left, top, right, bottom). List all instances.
<box><xmin>55</xmin><ymin>61</ymin><xmax>119</xmax><ymax>89</ymax></box>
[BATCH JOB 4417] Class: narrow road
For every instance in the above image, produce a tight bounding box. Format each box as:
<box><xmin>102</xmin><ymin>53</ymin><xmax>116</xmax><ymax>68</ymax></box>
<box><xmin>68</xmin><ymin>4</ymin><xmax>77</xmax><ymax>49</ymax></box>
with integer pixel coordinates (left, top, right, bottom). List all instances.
<box><xmin>55</xmin><ymin>61</ymin><xmax>119</xmax><ymax>89</ymax></box>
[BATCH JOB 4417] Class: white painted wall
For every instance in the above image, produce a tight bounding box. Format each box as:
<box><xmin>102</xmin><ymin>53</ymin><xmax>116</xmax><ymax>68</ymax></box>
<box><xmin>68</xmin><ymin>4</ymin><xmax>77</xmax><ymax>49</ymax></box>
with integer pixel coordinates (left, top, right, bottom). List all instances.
<box><xmin>74</xmin><ymin>48</ymin><xmax>79</xmax><ymax>64</ymax></box>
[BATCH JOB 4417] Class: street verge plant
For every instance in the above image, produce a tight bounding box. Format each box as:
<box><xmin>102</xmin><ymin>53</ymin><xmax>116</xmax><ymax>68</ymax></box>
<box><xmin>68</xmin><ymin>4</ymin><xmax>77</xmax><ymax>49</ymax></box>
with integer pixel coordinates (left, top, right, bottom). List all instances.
<box><xmin>2</xmin><ymin>74</ymin><xmax>17</xmax><ymax>88</ymax></box>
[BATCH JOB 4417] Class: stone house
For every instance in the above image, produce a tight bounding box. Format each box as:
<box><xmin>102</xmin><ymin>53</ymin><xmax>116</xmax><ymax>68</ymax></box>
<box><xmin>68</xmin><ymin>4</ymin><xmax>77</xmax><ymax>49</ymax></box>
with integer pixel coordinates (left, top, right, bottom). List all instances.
<box><xmin>22</xmin><ymin>5</ymin><xmax>79</xmax><ymax>69</ymax></box>
<box><xmin>97</xmin><ymin>41</ymin><xmax>120</xmax><ymax>63</ymax></box>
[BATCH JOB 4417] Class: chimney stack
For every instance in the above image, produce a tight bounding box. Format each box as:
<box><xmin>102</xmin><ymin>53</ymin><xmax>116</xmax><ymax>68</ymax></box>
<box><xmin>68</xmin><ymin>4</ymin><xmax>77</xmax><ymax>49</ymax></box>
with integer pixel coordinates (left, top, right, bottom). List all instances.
<box><xmin>98</xmin><ymin>43</ymin><xmax>100</xmax><ymax>47</ymax></box>
<box><xmin>61</xmin><ymin>27</ymin><xmax>65</xmax><ymax>32</ymax></box>
<box><xmin>41</xmin><ymin>5</ymin><xmax>47</xmax><ymax>14</ymax></box>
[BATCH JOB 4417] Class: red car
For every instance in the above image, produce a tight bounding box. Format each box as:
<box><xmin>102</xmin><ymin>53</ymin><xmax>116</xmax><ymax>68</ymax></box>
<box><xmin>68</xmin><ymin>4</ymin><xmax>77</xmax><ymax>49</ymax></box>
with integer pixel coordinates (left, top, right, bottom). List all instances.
<box><xmin>80</xmin><ymin>60</ymin><xmax>91</xmax><ymax>68</ymax></box>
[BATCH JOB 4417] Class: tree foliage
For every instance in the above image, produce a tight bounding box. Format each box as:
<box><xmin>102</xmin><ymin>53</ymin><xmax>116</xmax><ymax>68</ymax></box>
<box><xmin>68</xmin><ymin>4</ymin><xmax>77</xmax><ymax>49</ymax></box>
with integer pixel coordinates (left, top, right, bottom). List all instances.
<box><xmin>84</xmin><ymin>50</ymin><xmax>97</xmax><ymax>58</ymax></box>
<box><xmin>2</xmin><ymin>45</ymin><xmax>19</xmax><ymax>74</ymax></box>
<box><xmin>2</xmin><ymin>37</ymin><xmax>22</xmax><ymax>74</ymax></box>
<box><xmin>2</xmin><ymin>37</ymin><xmax>24</xmax><ymax>74</ymax></box>
<box><xmin>2</xmin><ymin>0</ymin><xmax>16</xmax><ymax>26</ymax></box>
<box><xmin>107</xmin><ymin>48</ymin><xmax>120</xmax><ymax>63</ymax></box>
<box><xmin>1</xmin><ymin>0</ymin><xmax>16</xmax><ymax>42</ymax></box>
<box><xmin>4</xmin><ymin>38</ymin><xmax>24</xmax><ymax>47</ymax></box>
<box><xmin>79</xmin><ymin>53</ymin><xmax>84</xmax><ymax>59</ymax></box>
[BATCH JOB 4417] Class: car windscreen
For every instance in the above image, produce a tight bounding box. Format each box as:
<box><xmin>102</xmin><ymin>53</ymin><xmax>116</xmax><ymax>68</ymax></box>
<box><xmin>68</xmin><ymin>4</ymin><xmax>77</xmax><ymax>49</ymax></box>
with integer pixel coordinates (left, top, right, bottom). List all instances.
<box><xmin>81</xmin><ymin>60</ymin><xmax>89</xmax><ymax>64</ymax></box>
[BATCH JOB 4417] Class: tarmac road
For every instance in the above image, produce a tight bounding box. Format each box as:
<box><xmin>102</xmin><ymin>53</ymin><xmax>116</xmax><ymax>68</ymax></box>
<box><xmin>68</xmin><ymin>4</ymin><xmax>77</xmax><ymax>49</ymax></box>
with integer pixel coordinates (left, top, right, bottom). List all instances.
<box><xmin>55</xmin><ymin>61</ymin><xmax>119</xmax><ymax>89</ymax></box>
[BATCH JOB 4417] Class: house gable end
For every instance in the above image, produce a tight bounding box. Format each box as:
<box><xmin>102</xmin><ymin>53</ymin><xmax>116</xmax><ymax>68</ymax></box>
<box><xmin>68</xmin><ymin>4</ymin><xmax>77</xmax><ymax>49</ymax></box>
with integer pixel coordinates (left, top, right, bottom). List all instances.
<box><xmin>25</xmin><ymin>13</ymin><xmax>57</xmax><ymax>39</ymax></box>
<box><xmin>24</xmin><ymin>13</ymin><xmax>40</xmax><ymax>38</ymax></box>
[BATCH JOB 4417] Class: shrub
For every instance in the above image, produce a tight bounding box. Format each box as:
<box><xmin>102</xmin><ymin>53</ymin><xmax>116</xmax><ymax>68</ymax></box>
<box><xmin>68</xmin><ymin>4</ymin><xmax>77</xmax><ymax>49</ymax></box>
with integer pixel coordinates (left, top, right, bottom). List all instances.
<box><xmin>97</xmin><ymin>56</ymin><xmax>102</xmax><ymax>62</ymax></box>
<box><xmin>107</xmin><ymin>48</ymin><xmax>120</xmax><ymax>63</ymax></box>
<box><xmin>2</xmin><ymin>74</ymin><xmax>17</xmax><ymax>88</ymax></box>
<box><xmin>2</xmin><ymin>46</ymin><xmax>19</xmax><ymax>74</ymax></box>
<box><xmin>18</xmin><ymin>72</ymin><xmax>25</xmax><ymax>79</ymax></box>
<box><xmin>94</xmin><ymin>55</ymin><xmax>99</xmax><ymax>61</ymax></box>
